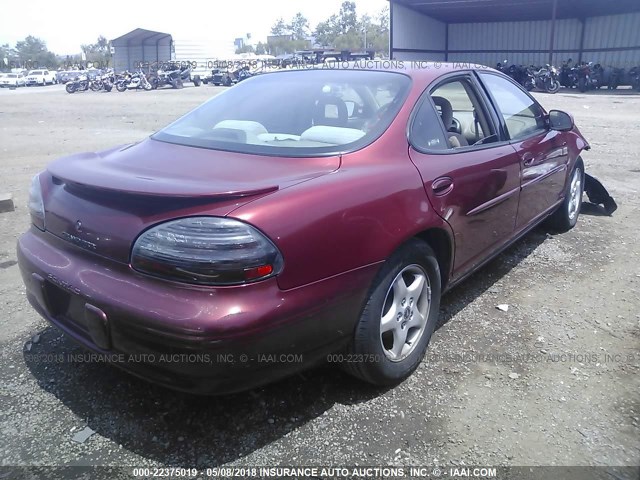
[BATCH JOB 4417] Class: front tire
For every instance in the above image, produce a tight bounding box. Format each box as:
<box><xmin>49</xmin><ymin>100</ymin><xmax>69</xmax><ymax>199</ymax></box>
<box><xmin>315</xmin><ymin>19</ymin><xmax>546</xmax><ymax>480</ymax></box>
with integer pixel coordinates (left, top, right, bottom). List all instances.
<box><xmin>545</xmin><ymin>79</ymin><xmax>560</xmax><ymax>93</ymax></box>
<box><xmin>546</xmin><ymin>161</ymin><xmax>584</xmax><ymax>232</ymax></box>
<box><xmin>345</xmin><ymin>240</ymin><xmax>441</xmax><ymax>386</ymax></box>
<box><xmin>65</xmin><ymin>83</ymin><xmax>77</xmax><ymax>94</ymax></box>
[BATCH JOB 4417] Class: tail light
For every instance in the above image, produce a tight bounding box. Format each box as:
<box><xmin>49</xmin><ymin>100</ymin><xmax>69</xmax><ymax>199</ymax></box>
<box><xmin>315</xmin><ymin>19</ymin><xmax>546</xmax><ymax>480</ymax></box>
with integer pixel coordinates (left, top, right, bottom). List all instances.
<box><xmin>131</xmin><ymin>217</ymin><xmax>283</xmax><ymax>286</ymax></box>
<box><xmin>28</xmin><ymin>174</ymin><xmax>45</xmax><ymax>231</ymax></box>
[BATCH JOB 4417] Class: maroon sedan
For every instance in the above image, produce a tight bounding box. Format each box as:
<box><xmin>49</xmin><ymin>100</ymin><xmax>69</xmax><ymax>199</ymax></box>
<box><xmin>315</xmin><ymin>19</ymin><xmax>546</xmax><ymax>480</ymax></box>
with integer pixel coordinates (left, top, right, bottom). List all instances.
<box><xmin>18</xmin><ymin>64</ymin><xmax>588</xmax><ymax>393</ymax></box>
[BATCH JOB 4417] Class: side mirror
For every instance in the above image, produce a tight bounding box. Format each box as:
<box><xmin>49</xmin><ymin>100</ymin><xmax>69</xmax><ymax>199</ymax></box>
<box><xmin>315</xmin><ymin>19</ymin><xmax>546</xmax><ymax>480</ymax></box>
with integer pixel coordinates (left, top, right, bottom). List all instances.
<box><xmin>548</xmin><ymin>110</ymin><xmax>574</xmax><ymax>131</ymax></box>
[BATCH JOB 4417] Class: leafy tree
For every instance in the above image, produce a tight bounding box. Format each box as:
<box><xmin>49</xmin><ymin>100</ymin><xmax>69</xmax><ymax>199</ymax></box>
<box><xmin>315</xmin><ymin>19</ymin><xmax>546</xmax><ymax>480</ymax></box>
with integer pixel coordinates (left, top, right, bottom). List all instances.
<box><xmin>0</xmin><ymin>43</ymin><xmax>18</xmax><ymax>71</ymax></box>
<box><xmin>314</xmin><ymin>3</ymin><xmax>389</xmax><ymax>56</ymax></box>
<box><xmin>315</xmin><ymin>15</ymin><xmax>340</xmax><ymax>47</ymax></box>
<box><xmin>255</xmin><ymin>42</ymin><xmax>267</xmax><ymax>55</ymax></box>
<box><xmin>268</xmin><ymin>14</ymin><xmax>311</xmax><ymax>55</ymax></box>
<box><xmin>358</xmin><ymin>10</ymin><xmax>389</xmax><ymax>54</ymax></box>
<box><xmin>271</xmin><ymin>18</ymin><xmax>288</xmax><ymax>35</ymax></box>
<box><xmin>235</xmin><ymin>45</ymin><xmax>255</xmax><ymax>54</ymax></box>
<box><xmin>338</xmin><ymin>1</ymin><xmax>358</xmax><ymax>34</ymax></box>
<box><xmin>290</xmin><ymin>13</ymin><xmax>310</xmax><ymax>41</ymax></box>
<box><xmin>81</xmin><ymin>35</ymin><xmax>111</xmax><ymax>67</ymax></box>
<box><xmin>15</xmin><ymin>36</ymin><xmax>57</xmax><ymax>68</ymax></box>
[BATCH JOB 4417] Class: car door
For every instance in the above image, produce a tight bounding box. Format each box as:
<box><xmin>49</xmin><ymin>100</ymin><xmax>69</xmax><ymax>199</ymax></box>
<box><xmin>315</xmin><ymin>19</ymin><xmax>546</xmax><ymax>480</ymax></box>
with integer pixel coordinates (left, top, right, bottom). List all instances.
<box><xmin>408</xmin><ymin>73</ymin><xmax>522</xmax><ymax>279</ymax></box>
<box><xmin>477</xmin><ymin>72</ymin><xmax>569</xmax><ymax>229</ymax></box>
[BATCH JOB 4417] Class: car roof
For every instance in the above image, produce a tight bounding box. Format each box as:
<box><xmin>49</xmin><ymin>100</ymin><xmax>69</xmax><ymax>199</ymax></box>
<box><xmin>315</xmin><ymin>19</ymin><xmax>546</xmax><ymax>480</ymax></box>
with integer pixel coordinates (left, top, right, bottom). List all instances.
<box><xmin>261</xmin><ymin>61</ymin><xmax>497</xmax><ymax>84</ymax></box>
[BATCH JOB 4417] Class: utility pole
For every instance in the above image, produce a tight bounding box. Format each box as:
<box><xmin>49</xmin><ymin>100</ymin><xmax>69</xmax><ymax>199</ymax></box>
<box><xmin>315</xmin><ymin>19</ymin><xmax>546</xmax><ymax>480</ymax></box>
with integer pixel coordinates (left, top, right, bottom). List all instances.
<box><xmin>549</xmin><ymin>0</ymin><xmax>558</xmax><ymax>65</ymax></box>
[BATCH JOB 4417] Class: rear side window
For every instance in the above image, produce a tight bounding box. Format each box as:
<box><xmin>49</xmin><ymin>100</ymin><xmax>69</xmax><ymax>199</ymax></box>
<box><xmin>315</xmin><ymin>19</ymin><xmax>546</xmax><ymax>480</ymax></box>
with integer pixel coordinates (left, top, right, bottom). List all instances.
<box><xmin>480</xmin><ymin>73</ymin><xmax>546</xmax><ymax>140</ymax></box>
<box><xmin>410</xmin><ymin>99</ymin><xmax>448</xmax><ymax>151</ymax></box>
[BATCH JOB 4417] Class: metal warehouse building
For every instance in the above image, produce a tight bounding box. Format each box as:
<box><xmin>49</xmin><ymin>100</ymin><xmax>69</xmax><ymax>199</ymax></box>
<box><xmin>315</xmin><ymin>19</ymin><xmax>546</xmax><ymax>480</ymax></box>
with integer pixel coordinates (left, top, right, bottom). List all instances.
<box><xmin>111</xmin><ymin>29</ymin><xmax>235</xmax><ymax>72</ymax></box>
<box><xmin>111</xmin><ymin>29</ymin><xmax>173</xmax><ymax>72</ymax></box>
<box><xmin>389</xmin><ymin>0</ymin><xmax>640</xmax><ymax>68</ymax></box>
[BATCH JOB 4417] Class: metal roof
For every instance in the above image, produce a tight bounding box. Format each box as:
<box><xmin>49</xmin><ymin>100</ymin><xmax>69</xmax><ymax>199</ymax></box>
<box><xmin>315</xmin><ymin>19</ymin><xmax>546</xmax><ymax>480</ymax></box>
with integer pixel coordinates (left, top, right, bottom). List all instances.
<box><xmin>391</xmin><ymin>0</ymin><xmax>640</xmax><ymax>23</ymax></box>
<box><xmin>111</xmin><ymin>28</ymin><xmax>172</xmax><ymax>46</ymax></box>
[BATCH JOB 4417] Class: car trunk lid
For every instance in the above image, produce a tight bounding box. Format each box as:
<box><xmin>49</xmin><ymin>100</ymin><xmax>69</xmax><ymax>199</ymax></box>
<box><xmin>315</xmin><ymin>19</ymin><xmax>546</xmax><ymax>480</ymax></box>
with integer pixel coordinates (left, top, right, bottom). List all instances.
<box><xmin>43</xmin><ymin>138</ymin><xmax>340</xmax><ymax>264</ymax></box>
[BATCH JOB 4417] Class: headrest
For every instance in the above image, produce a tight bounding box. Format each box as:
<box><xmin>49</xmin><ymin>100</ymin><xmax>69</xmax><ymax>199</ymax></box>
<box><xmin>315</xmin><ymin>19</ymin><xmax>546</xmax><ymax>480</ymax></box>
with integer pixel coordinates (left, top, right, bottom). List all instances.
<box><xmin>431</xmin><ymin>96</ymin><xmax>453</xmax><ymax>130</ymax></box>
<box><xmin>314</xmin><ymin>95</ymin><xmax>348</xmax><ymax>127</ymax></box>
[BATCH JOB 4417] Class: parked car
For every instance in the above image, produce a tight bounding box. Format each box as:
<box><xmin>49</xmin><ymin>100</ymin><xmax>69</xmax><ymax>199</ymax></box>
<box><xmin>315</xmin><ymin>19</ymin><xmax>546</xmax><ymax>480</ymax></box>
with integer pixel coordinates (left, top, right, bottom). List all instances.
<box><xmin>25</xmin><ymin>69</ymin><xmax>57</xmax><ymax>86</ymax></box>
<box><xmin>57</xmin><ymin>70</ymin><xmax>81</xmax><ymax>84</ymax></box>
<box><xmin>17</xmin><ymin>65</ymin><xmax>589</xmax><ymax>394</ymax></box>
<box><xmin>0</xmin><ymin>72</ymin><xmax>26</xmax><ymax>88</ymax></box>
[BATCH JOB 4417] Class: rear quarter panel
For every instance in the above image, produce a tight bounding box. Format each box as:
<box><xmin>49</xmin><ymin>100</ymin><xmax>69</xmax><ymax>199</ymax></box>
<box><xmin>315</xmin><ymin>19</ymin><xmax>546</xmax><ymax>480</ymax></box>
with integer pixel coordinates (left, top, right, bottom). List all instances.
<box><xmin>230</xmin><ymin>157</ymin><xmax>444</xmax><ymax>290</ymax></box>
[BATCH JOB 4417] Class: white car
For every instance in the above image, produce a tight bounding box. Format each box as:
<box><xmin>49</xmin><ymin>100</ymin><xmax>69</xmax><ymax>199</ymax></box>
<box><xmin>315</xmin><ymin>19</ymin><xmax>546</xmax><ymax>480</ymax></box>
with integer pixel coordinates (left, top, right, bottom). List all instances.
<box><xmin>0</xmin><ymin>73</ymin><xmax>27</xmax><ymax>88</ymax></box>
<box><xmin>25</xmin><ymin>69</ymin><xmax>57</xmax><ymax>86</ymax></box>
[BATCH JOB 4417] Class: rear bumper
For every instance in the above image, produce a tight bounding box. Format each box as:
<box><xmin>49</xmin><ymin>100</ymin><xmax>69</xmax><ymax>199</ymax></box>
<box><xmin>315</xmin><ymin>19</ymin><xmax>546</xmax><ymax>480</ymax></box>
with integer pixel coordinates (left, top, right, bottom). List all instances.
<box><xmin>17</xmin><ymin>228</ymin><xmax>377</xmax><ymax>394</ymax></box>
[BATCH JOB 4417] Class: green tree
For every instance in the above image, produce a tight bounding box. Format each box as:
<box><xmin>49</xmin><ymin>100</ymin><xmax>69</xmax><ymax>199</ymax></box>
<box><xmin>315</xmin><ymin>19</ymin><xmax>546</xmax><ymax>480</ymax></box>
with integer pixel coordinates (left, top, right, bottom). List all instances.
<box><xmin>235</xmin><ymin>45</ymin><xmax>255</xmax><ymax>54</ymax></box>
<box><xmin>255</xmin><ymin>42</ymin><xmax>267</xmax><ymax>55</ymax></box>
<box><xmin>15</xmin><ymin>36</ymin><xmax>57</xmax><ymax>68</ymax></box>
<box><xmin>271</xmin><ymin>18</ymin><xmax>288</xmax><ymax>35</ymax></box>
<box><xmin>290</xmin><ymin>13</ymin><xmax>310</xmax><ymax>41</ymax></box>
<box><xmin>315</xmin><ymin>15</ymin><xmax>340</xmax><ymax>47</ymax></box>
<box><xmin>0</xmin><ymin>43</ymin><xmax>19</xmax><ymax>71</ymax></box>
<box><xmin>267</xmin><ymin>14</ymin><xmax>311</xmax><ymax>55</ymax></box>
<box><xmin>338</xmin><ymin>1</ymin><xmax>358</xmax><ymax>34</ymax></box>
<box><xmin>314</xmin><ymin>3</ymin><xmax>389</xmax><ymax>56</ymax></box>
<box><xmin>81</xmin><ymin>35</ymin><xmax>111</xmax><ymax>67</ymax></box>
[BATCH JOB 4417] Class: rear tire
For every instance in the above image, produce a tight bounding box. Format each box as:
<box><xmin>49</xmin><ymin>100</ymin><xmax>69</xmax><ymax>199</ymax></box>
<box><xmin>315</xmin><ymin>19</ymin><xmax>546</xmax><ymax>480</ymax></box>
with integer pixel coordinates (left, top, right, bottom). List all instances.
<box><xmin>147</xmin><ymin>75</ymin><xmax>159</xmax><ymax>90</ymax></box>
<box><xmin>344</xmin><ymin>239</ymin><xmax>441</xmax><ymax>386</ymax></box>
<box><xmin>546</xmin><ymin>161</ymin><xmax>584</xmax><ymax>232</ymax></box>
<box><xmin>193</xmin><ymin>75</ymin><xmax>201</xmax><ymax>86</ymax></box>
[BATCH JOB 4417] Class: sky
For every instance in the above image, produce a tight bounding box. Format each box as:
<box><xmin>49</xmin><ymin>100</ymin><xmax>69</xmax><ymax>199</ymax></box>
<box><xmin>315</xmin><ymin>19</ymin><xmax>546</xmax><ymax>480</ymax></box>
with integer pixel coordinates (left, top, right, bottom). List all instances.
<box><xmin>1</xmin><ymin>0</ymin><xmax>389</xmax><ymax>55</ymax></box>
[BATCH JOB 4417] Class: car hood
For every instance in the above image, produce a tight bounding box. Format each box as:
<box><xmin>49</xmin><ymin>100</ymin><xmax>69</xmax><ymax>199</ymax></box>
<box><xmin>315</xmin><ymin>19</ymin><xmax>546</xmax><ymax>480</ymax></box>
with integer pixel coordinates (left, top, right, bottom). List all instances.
<box><xmin>43</xmin><ymin>138</ymin><xmax>340</xmax><ymax>263</ymax></box>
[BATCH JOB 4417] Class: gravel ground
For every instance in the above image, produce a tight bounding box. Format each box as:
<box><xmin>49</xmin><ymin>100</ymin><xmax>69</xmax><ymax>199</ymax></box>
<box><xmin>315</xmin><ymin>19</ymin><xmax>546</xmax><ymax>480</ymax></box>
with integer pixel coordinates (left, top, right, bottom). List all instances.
<box><xmin>0</xmin><ymin>83</ymin><xmax>638</xmax><ymax>478</ymax></box>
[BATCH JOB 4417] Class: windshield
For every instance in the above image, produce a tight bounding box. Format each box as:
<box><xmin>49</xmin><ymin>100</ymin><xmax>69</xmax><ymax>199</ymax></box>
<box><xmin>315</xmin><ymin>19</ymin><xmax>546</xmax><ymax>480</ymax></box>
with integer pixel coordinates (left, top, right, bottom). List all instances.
<box><xmin>29</xmin><ymin>71</ymin><xmax>43</xmax><ymax>75</ymax></box>
<box><xmin>153</xmin><ymin>69</ymin><xmax>411</xmax><ymax>156</ymax></box>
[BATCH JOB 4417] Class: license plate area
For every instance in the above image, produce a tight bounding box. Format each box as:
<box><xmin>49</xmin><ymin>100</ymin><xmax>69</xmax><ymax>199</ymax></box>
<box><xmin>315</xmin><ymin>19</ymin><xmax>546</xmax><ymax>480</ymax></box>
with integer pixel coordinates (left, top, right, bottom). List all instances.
<box><xmin>41</xmin><ymin>278</ymin><xmax>112</xmax><ymax>350</ymax></box>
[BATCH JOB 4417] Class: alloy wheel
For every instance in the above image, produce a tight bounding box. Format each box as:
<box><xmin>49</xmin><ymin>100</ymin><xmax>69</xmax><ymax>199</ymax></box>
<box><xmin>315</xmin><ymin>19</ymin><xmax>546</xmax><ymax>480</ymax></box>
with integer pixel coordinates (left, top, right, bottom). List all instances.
<box><xmin>380</xmin><ymin>265</ymin><xmax>431</xmax><ymax>362</ymax></box>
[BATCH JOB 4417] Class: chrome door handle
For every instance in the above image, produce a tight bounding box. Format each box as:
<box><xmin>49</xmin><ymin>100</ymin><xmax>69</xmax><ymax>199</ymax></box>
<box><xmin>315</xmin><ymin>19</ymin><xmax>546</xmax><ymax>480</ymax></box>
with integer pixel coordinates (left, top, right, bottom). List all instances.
<box><xmin>432</xmin><ymin>177</ymin><xmax>454</xmax><ymax>196</ymax></box>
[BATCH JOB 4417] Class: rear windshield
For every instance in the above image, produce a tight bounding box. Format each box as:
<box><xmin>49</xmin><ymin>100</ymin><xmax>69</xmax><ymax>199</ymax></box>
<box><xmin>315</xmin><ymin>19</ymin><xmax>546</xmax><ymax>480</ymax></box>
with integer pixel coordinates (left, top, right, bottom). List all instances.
<box><xmin>153</xmin><ymin>69</ymin><xmax>411</xmax><ymax>156</ymax></box>
<box><xmin>29</xmin><ymin>71</ymin><xmax>43</xmax><ymax>75</ymax></box>
<box><xmin>8</xmin><ymin>74</ymin><xmax>17</xmax><ymax>78</ymax></box>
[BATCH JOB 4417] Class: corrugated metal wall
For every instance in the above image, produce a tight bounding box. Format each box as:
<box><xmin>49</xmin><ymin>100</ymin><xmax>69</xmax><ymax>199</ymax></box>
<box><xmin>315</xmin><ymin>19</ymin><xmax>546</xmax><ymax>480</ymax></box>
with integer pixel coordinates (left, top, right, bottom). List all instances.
<box><xmin>583</xmin><ymin>12</ymin><xmax>640</xmax><ymax>66</ymax></box>
<box><xmin>391</xmin><ymin>2</ymin><xmax>447</xmax><ymax>61</ymax></box>
<box><xmin>391</xmin><ymin>5</ymin><xmax>640</xmax><ymax>68</ymax></box>
<box><xmin>112</xmin><ymin>38</ymin><xmax>172</xmax><ymax>72</ymax></box>
<box><xmin>448</xmin><ymin>19</ymin><xmax>581</xmax><ymax>66</ymax></box>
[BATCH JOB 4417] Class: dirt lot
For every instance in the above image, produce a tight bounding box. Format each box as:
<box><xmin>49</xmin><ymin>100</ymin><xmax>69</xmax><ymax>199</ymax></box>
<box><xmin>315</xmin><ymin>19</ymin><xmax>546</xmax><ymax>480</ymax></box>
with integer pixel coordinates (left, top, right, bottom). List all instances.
<box><xmin>0</xmin><ymin>83</ymin><xmax>638</xmax><ymax>477</ymax></box>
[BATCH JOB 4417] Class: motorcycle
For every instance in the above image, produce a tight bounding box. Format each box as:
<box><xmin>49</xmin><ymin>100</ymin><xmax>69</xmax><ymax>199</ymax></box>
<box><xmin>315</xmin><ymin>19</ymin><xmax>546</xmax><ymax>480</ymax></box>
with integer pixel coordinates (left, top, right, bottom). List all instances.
<box><xmin>503</xmin><ymin>62</ymin><xmax>535</xmax><ymax>90</ymax></box>
<box><xmin>65</xmin><ymin>73</ymin><xmax>89</xmax><ymax>93</ymax></box>
<box><xmin>559</xmin><ymin>60</ymin><xmax>578</xmax><ymax>88</ymax></box>
<box><xmin>533</xmin><ymin>64</ymin><xmax>560</xmax><ymax>93</ymax></box>
<box><xmin>576</xmin><ymin>62</ymin><xmax>604</xmax><ymax>92</ymax></box>
<box><xmin>90</xmin><ymin>71</ymin><xmax>115</xmax><ymax>92</ymax></box>
<box><xmin>607</xmin><ymin>67</ymin><xmax>625</xmax><ymax>90</ymax></box>
<box><xmin>116</xmin><ymin>70</ymin><xmax>153</xmax><ymax>92</ymax></box>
